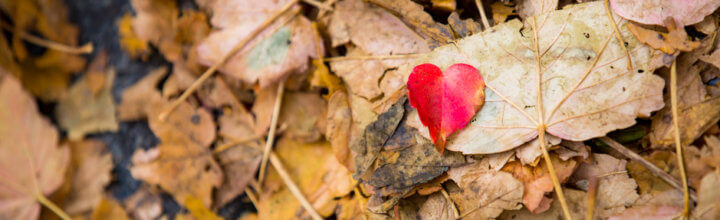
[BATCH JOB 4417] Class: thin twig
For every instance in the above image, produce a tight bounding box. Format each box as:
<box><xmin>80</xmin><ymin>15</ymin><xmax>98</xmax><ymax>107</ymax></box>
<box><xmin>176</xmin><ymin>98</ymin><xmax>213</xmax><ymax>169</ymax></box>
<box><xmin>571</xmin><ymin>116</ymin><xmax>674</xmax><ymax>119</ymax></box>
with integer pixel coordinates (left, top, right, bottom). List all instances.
<box><xmin>258</xmin><ymin>80</ymin><xmax>286</xmax><ymax>185</ymax></box>
<box><xmin>586</xmin><ymin>177</ymin><xmax>599</xmax><ymax>220</ymax></box>
<box><xmin>269</xmin><ymin>152</ymin><xmax>323</xmax><ymax>220</ymax></box>
<box><xmin>671</xmin><ymin>59</ymin><xmax>691</xmax><ymax>217</ymax></box>
<box><xmin>322</xmin><ymin>54</ymin><xmax>422</xmax><ymax>62</ymax></box>
<box><xmin>158</xmin><ymin>0</ymin><xmax>298</xmax><ymax>121</ymax></box>
<box><xmin>603</xmin><ymin>0</ymin><xmax>633</xmax><ymax>71</ymax></box>
<box><xmin>0</xmin><ymin>21</ymin><xmax>93</xmax><ymax>55</ymax></box>
<box><xmin>599</xmin><ymin>137</ymin><xmax>697</xmax><ymax>201</ymax></box>
<box><xmin>36</xmin><ymin>193</ymin><xmax>71</xmax><ymax>220</ymax></box>
<box><xmin>474</xmin><ymin>0</ymin><xmax>491</xmax><ymax>30</ymax></box>
<box><xmin>213</xmin><ymin>134</ymin><xmax>261</xmax><ymax>154</ymax></box>
<box><xmin>244</xmin><ymin>188</ymin><xmax>259</xmax><ymax>209</ymax></box>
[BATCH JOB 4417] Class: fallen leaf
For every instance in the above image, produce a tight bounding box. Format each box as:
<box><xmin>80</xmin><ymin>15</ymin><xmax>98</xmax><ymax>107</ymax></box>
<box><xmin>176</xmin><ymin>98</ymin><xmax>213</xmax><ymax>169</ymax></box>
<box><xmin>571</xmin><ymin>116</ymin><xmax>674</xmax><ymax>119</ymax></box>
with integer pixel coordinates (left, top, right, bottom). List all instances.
<box><xmin>117</xmin><ymin>67</ymin><xmax>167</xmax><ymax>121</ymax></box>
<box><xmin>608</xmin><ymin>205</ymin><xmax>682</xmax><ymax>220</ymax></box>
<box><xmin>326</xmin><ymin>90</ymin><xmax>354</xmax><ymax>171</ymax></box>
<box><xmin>491</xmin><ymin>2</ymin><xmax>516</xmax><ymax>25</ymax></box>
<box><xmin>128</xmin><ymin>0</ymin><xmax>182</xmax><ymax>61</ymax></box>
<box><xmin>404</xmin><ymin>1</ymin><xmax>665</xmax><ymax>154</ymax></box>
<box><xmin>309</xmin><ymin>59</ymin><xmax>342</xmax><ymax>99</ymax></box>
<box><xmin>407</xmin><ymin>63</ymin><xmax>486</xmax><ymax>152</ymax></box>
<box><xmin>610</xmin><ymin>0</ymin><xmax>720</xmax><ymax>26</ymax></box>
<box><xmin>498</xmin><ymin>188</ymin><xmax>587</xmax><ymax>220</ymax></box>
<box><xmin>117</xmin><ymin>13</ymin><xmax>150</xmax><ymax>59</ymax></box>
<box><xmin>446</xmin><ymin>164</ymin><xmax>524</xmax><ymax>219</ymax></box>
<box><xmin>0</xmin><ymin>73</ymin><xmax>70</xmax><ymax>219</ymax></box>
<box><xmin>278</xmin><ymin>92</ymin><xmax>327</xmax><ymax>142</ymax></box>
<box><xmin>185</xmin><ymin>196</ymin><xmax>224</xmax><ymax>220</ymax></box>
<box><xmin>214</xmin><ymin>110</ymin><xmax>262</xmax><ymax>207</ymax></box>
<box><xmin>626</xmin><ymin>18</ymin><xmax>700</xmax><ymax>54</ymax></box>
<box><xmin>56</xmin><ymin>67</ymin><xmax>118</xmax><ymax>140</ymax></box>
<box><xmin>328</xmin><ymin>0</ymin><xmax>430</xmax><ymax>100</ymax></box>
<box><xmin>448</xmin><ymin>12</ymin><xmax>482</xmax><ymax>38</ymax></box>
<box><xmin>693</xmin><ymin>172</ymin><xmax>720</xmax><ymax>219</ymax></box>
<box><xmin>569</xmin><ymin>153</ymin><xmax>640</xmax><ymax>218</ymax></box>
<box><xmin>131</xmin><ymin>99</ymin><xmax>222</xmax><ymax>208</ymax></box>
<box><xmin>62</xmin><ymin>139</ymin><xmax>113</xmax><ymax>216</ymax></box>
<box><xmin>518</xmin><ymin>0</ymin><xmax>558</xmax><ymax>20</ymax></box>
<box><xmin>196</xmin><ymin>0</ymin><xmax>319</xmax><ymax>87</ymax></box>
<box><xmin>365</xmin><ymin>0</ymin><xmax>453</xmax><ymax>47</ymax></box>
<box><xmin>501</xmin><ymin>154</ymin><xmax>580</xmax><ymax>213</ymax></box>
<box><xmin>121</xmin><ymin>187</ymin><xmax>162</xmax><ymax>220</ymax></box>
<box><xmin>351</xmin><ymin>96</ymin><xmax>406</xmax><ymax>179</ymax></box>
<box><xmin>650</xmin><ymin>96</ymin><xmax>720</xmax><ymax>147</ymax></box>
<box><xmin>418</xmin><ymin>192</ymin><xmax>456</xmax><ymax>220</ymax></box>
<box><xmin>90</xmin><ymin>197</ymin><xmax>131</xmax><ymax>220</ymax></box>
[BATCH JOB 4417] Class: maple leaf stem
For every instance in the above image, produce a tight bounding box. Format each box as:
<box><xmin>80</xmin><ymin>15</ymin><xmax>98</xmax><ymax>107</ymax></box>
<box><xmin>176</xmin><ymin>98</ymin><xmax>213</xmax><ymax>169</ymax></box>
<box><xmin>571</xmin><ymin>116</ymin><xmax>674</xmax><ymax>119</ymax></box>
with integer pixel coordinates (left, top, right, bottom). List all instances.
<box><xmin>258</xmin><ymin>80</ymin><xmax>286</xmax><ymax>187</ymax></box>
<box><xmin>157</xmin><ymin>0</ymin><xmax>299</xmax><ymax>122</ymax></box>
<box><xmin>0</xmin><ymin>21</ymin><xmax>93</xmax><ymax>55</ymax></box>
<box><xmin>532</xmin><ymin>16</ymin><xmax>572</xmax><ymax>220</ymax></box>
<box><xmin>603</xmin><ymin>0</ymin><xmax>633</xmax><ymax>71</ymax></box>
<box><xmin>473</xmin><ymin>0</ymin><xmax>491</xmax><ymax>30</ymax></box>
<box><xmin>670</xmin><ymin>59</ymin><xmax>691</xmax><ymax>217</ymax></box>
<box><xmin>35</xmin><ymin>192</ymin><xmax>71</xmax><ymax>220</ymax></box>
<box><xmin>599</xmin><ymin>136</ymin><xmax>698</xmax><ymax>201</ymax></box>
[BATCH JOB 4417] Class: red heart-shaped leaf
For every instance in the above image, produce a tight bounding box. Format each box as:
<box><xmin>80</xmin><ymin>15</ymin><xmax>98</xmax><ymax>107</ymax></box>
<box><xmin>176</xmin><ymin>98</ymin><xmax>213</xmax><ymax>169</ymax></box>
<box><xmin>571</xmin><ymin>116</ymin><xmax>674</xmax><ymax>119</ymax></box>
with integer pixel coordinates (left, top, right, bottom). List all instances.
<box><xmin>407</xmin><ymin>63</ymin><xmax>485</xmax><ymax>153</ymax></box>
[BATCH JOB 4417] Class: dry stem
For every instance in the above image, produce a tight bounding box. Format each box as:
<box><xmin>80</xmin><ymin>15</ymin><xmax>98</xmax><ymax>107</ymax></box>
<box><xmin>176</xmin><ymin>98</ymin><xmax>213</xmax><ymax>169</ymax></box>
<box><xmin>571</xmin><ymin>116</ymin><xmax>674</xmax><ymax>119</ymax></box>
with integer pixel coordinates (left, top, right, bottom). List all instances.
<box><xmin>0</xmin><ymin>21</ymin><xmax>93</xmax><ymax>55</ymax></box>
<box><xmin>474</xmin><ymin>0</ymin><xmax>491</xmax><ymax>30</ymax></box>
<box><xmin>258</xmin><ymin>80</ymin><xmax>286</xmax><ymax>186</ymax></box>
<box><xmin>603</xmin><ymin>0</ymin><xmax>632</xmax><ymax>71</ymax></box>
<box><xmin>670</xmin><ymin>59</ymin><xmax>691</xmax><ymax>217</ymax></box>
<box><xmin>269</xmin><ymin>152</ymin><xmax>323</xmax><ymax>220</ymax></box>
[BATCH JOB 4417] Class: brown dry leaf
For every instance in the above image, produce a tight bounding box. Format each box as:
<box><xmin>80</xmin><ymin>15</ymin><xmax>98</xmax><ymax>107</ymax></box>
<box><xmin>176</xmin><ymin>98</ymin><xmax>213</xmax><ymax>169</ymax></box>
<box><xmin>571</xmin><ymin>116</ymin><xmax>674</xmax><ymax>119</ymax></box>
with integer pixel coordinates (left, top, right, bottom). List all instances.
<box><xmin>61</xmin><ymin>140</ymin><xmax>113</xmax><ymax>216</ymax></box>
<box><xmin>365</xmin><ymin>0</ymin><xmax>453</xmax><ymax>47</ymax></box>
<box><xmin>122</xmin><ymin>186</ymin><xmax>163</xmax><ymax>220</ymax></box>
<box><xmin>328</xmin><ymin>0</ymin><xmax>430</xmax><ymax>100</ymax></box>
<box><xmin>418</xmin><ymin>192</ymin><xmax>456</xmax><ymax>220</ymax></box>
<box><xmin>501</xmin><ymin>154</ymin><xmax>580</xmax><ymax>213</ymax></box>
<box><xmin>0</xmin><ymin>73</ymin><xmax>70</xmax><ymax>219</ymax></box>
<box><xmin>518</xmin><ymin>0</ymin><xmax>558</xmax><ymax>20</ymax></box>
<box><xmin>627</xmin><ymin>18</ymin><xmax>700</xmax><ymax>54</ymax></box>
<box><xmin>278</xmin><ymin>92</ymin><xmax>327</xmax><ymax>142</ymax></box>
<box><xmin>693</xmin><ymin>172</ymin><xmax>720</xmax><ymax>219</ymax></box>
<box><xmin>118</xmin><ymin>13</ymin><xmax>151</xmax><ymax>59</ymax></box>
<box><xmin>258</xmin><ymin>138</ymin><xmax>353</xmax><ymax>219</ymax></box>
<box><xmin>498</xmin><ymin>188</ymin><xmax>586</xmax><ymax>220</ymax></box>
<box><xmin>351</xmin><ymin>96</ymin><xmax>406</xmax><ymax>179</ymax></box>
<box><xmin>251</xmin><ymin>83</ymin><xmax>279</xmax><ymax>136</ymax></box>
<box><xmin>491</xmin><ymin>2</ymin><xmax>516</xmax><ymax>25</ymax></box>
<box><xmin>309</xmin><ymin>58</ymin><xmax>342</xmax><ymax>99</ymax></box>
<box><xmin>650</xmin><ymin>97</ymin><xmax>720</xmax><ymax>147</ymax></box>
<box><xmin>335</xmin><ymin>194</ymin><xmax>368</xmax><ymax>220</ymax></box>
<box><xmin>326</xmin><ymin>90</ymin><xmax>354</xmax><ymax>171</ymax></box>
<box><xmin>446</xmin><ymin>164</ymin><xmax>524</xmax><ymax>219</ymax></box>
<box><xmin>196</xmin><ymin>0</ymin><xmax>319</xmax><ymax>88</ymax></box>
<box><xmin>448</xmin><ymin>12</ymin><xmax>482</xmax><ymax>38</ymax></box>
<box><xmin>129</xmin><ymin>0</ymin><xmax>181</xmax><ymax>61</ymax></box>
<box><xmin>90</xmin><ymin>197</ymin><xmax>131</xmax><ymax>220</ymax></box>
<box><xmin>117</xmin><ymin>67</ymin><xmax>167</xmax><ymax>121</ymax></box>
<box><xmin>214</xmin><ymin>111</ymin><xmax>262</xmax><ymax>207</ymax></box>
<box><xmin>131</xmin><ymin>99</ymin><xmax>221</xmax><ymax>208</ymax></box>
<box><xmin>184</xmin><ymin>196</ymin><xmax>224</xmax><ymax>220</ymax></box>
<box><xmin>608</xmin><ymin>205</ymin><xmax>682</xmax><ymax>220</ymax></box>
<box><xmin>569</xmin><ymin>153</ymin><xmax>639</xmax><ymax>218</ymax></box>
<box><xmin>56</xmin><ymin>67</ymin><xmax>118</xmax><ymax>140</ymax></box>
<box><xmin>1</xmin><ymin>0</ymin><xmax>87</xmax><ymax>101</ymax></box>
<box><xmin>404</xmin><ymin>1</ymin><xmax>665</xmax><ymax>155</ymax></box>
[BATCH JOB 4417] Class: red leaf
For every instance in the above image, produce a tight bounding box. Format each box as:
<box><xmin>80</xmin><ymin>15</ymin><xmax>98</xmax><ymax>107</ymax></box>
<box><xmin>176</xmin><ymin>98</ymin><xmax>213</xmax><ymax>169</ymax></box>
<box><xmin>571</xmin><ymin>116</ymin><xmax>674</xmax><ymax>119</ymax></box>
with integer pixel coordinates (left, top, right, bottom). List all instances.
<box><xmin>407</xmin><ymin>63</ymin><xmax>485</xmax><ymax>152</ymax></box>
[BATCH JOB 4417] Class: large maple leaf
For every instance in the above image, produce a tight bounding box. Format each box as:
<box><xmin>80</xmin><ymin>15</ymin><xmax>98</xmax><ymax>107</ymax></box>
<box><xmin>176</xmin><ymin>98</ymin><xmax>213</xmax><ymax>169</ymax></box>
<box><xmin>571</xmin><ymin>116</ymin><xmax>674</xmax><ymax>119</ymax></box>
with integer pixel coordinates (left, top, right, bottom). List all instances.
<box><xmin>405</xmin><ymin>1</ymin><xmax>665</xmax><ymax>154</ymax></box>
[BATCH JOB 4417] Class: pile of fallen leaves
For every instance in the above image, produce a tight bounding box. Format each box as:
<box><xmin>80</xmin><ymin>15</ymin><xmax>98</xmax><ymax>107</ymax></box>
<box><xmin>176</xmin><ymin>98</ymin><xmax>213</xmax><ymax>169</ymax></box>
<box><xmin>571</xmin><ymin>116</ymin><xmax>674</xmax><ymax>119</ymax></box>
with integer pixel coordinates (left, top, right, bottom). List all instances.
<box><xmin>1</xmin><ymin>0</ymin><xmax>720</xmax><ymax>219</ymax></box>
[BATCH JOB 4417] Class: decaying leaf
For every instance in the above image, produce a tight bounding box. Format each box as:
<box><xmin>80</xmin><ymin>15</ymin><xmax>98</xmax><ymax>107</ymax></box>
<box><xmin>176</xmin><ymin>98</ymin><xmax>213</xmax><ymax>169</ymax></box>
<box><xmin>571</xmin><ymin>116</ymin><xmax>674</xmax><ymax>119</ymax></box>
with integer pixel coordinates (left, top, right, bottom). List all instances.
<box><xmin>446</xmin><ymin>163</ymin><xmax>524</xmax><ymax>219</ymax></box>
<box><xmin>626</xmin><ymin>18</ymin><xmax>700</xmax><ymax>54</ymax></box>
<box><xmin>0</xmin><ymin>73</ymin><xmax>70</xmax><ymax>219</ymax></box>
<box><xmin>404</xmin><ymin>1</ymin><xmax>665</xmax><ymax>155</ymax></box>
<box><xmin>196</xmin><ymin>0</ymin><xmax>319</xmax><ymax>87</ymax></box>
<box><xmin>328</xmin><ymin>0</ymin><xmax>430</xmax><ymax>100</ymax></box>
<box><xmin>62</xmin><ymin>140</ymin><xmax>113</xmax><ymax>216</ymax></box>
<box><xmin>365</xmin><ymin>0</ymin><xmax>453</xmax><ymax>47</ymax></box>
<box><xmin>569</xmin><ymin>153</ymin><xmax>640</xmax><ymax>218</ymax></box>
<box><xmin>130</xmin><ymin>98</ymin><xmax>222</xmax><ymax>208</ymax></box>
<box><xmin>610</xmin><ymin>0</ymin><xmax>720</xmax><ymax>26</ymax></box>
<box><xmin>56</xmin><ymin>67</ymin><xmax>118</xmax><ymax>140</ymax></box>
<box><xmin>501</xmin><ymin>154</ymin><xmax>580</xmax><ymax>213</ymax></box>
<box><xmin>407</xmin><ymin>63</ymin><xmax>486</xmax><ymax>152</ymax></box>
<box><xmin>352</xmin><ymin>96</ymin><xmax>406</xmax><ymax>178</ymax></box>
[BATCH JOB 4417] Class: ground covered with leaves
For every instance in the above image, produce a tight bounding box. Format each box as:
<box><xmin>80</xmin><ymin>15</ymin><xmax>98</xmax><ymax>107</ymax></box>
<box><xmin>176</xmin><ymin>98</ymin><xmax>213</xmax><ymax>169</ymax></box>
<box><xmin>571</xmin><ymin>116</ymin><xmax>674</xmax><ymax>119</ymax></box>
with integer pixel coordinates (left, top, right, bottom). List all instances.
<box><xmin>1</xmin><ymin>0</ymin><xmax>720</xmax><ymax>219</ymax></box>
